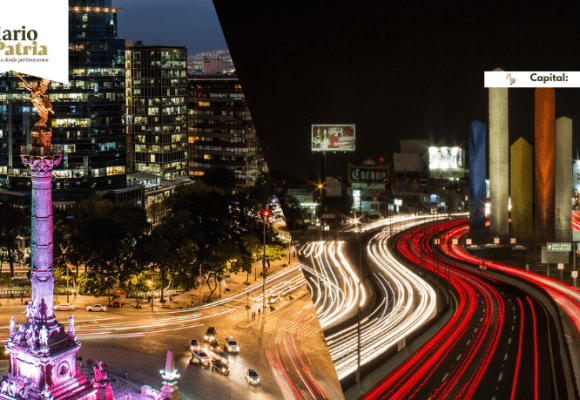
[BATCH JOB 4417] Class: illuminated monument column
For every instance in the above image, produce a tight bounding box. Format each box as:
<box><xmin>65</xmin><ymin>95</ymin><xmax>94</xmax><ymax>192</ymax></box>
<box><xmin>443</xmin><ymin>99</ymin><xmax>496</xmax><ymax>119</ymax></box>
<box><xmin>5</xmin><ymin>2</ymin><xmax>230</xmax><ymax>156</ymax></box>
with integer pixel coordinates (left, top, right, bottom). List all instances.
<box><xmin>535</xmin><ymin>88</ymin><xmax>556</xmax><ymax>244</ymax></box>
<box><xmin>2</xmin><ymin>74</ymin><xmax>94</xmax><ymax>400</ymax></box>
<box><xmin>489</xmin><ymin>68</ymin><xmax>509</xmax><ymax>236</ymax></box>
<box><xmin>555</xmin><ymin>116</ymin><xmax>572</xmax><ymax>241</ymax></box>
<box><xmin>510</xmin><ymin>137</ymin><xmax>533</xmax><ymax>241</ymax></box>
<box><xmin>468</xmin><ymin>120</ymin><xmax>486</xmax><ymax>236</ymax></box>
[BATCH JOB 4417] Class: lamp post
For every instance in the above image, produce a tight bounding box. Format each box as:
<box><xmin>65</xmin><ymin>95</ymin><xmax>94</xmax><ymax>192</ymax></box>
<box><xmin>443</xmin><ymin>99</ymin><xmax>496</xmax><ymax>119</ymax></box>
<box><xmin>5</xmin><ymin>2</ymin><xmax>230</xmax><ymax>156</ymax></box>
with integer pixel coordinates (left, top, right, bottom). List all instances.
<box><xmin>261</xmin><ymin>207</ymin><xmax>271</xmax><ymax>313</ymax></box>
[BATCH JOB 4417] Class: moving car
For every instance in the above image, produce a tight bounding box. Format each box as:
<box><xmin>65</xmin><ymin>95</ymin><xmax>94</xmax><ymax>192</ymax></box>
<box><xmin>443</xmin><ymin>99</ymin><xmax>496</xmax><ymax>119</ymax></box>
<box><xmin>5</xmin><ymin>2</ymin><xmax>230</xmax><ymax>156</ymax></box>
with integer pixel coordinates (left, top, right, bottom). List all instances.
<box><xmin>209</xmin><ymin>346</ymin><xmax>229</xmax><ymax>364</ymax></box>
<box><xmin>204</xmin><ymin>327</ymin><xmax>218</xmax><ymax>346</ymax></box>
<box><xmin>211</xmin><ymin>359</ymin><xmax>229</xmax><ymax>376</ymax></box>
<box><xmin>224</xmin><ymin>337</ymin><xmax>239</xmax><ymax>353</ymax></box>
<box><xmin>189</xmin><ymin>339</ymin><xmax>200</xmax><ymax>352</ymax></box>
<box><xmin>191</xmin><ymin>350</ymin><xmax>210</xmax><ymax>366</ymax></box>
<box><xmin>54</xmin><ymin>303</ymin><xmax>76</xmax><ymax>311</ymax></box>
<box><xmin>86</xmin><ymin>304</ymin><xmax>106</xmax><ymax>312</ymax></box>
<box><xmin>246</xmin><ymin>369</ymin><xmax>259</xmax><ymax>385</ymax></box>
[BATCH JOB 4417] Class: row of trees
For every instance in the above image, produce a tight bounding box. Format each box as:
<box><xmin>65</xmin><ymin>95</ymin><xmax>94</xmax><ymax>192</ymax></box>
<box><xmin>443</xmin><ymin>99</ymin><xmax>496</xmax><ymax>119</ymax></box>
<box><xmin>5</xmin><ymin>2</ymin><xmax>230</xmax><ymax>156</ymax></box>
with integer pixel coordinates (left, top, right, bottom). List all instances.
<box><xmin>49</xmin><ymin>177</ymin><xmax>286</xmax><ymax>302</ymax></box>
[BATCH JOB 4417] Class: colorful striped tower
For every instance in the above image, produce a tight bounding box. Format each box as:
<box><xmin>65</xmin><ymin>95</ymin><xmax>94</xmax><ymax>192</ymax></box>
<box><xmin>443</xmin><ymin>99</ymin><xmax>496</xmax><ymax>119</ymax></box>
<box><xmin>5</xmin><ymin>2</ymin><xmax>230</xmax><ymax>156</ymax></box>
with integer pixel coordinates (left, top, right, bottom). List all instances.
<box><xmin>534</xmin><ymin>88</ymin><xmax>556</xmax><ymax>244</ymax></box>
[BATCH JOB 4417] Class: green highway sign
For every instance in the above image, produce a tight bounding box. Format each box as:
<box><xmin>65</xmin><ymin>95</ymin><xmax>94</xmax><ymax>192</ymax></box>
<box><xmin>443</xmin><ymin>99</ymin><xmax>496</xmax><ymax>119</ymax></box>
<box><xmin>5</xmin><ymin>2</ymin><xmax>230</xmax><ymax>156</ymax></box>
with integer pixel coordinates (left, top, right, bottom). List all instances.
<box><xmin>547</xmin><ymin>242</ymin><xmax>571</xmax><ymax>252</ymax></box>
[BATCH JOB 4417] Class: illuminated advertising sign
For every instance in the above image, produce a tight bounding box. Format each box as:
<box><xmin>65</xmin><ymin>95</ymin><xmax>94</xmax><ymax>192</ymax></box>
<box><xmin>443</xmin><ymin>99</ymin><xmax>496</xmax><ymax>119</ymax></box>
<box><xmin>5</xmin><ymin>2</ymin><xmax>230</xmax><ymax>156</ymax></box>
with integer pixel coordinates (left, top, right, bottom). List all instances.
<box><xmin>429</xmin><ymin>146</ymin><xmax>465</xmax><ymax>178</ymax></box>
<box><xmin>348</xmin><ymin>164</ymin><xmax>389</xmax><ymax>184</ymax></box>
<box><xmin>312</xmin><ymin>124</ymin><xmax>355</xmax><ymax>152</ymax></box>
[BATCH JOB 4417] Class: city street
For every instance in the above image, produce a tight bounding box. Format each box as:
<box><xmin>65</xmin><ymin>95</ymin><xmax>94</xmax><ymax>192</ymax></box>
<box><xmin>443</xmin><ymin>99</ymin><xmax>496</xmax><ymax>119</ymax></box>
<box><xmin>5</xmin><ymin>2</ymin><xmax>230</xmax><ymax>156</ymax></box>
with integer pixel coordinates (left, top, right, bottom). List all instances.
<box><xmin>0</xmin><ymin>264</ymin><xmax>342</xmax><ymax>400</ymax></box>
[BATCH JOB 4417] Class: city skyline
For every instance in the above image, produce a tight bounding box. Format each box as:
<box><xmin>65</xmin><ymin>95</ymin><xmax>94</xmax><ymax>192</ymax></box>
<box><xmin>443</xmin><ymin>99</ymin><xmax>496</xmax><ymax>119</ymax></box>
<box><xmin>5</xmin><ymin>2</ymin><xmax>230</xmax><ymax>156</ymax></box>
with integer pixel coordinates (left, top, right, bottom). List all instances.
<box><xmin>114</xmin><ymin>0</ymin><xmax>228</xmax><ymax>54</ymax></box>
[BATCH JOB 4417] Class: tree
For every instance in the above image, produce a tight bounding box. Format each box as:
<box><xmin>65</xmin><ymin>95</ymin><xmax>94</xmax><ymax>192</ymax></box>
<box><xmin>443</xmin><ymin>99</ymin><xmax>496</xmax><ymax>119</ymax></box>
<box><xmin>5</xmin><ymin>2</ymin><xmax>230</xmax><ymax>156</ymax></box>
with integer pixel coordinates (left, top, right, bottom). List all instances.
<box><xmin>201</xmin><ymin>168</ymin><xmax>236</xmax><ymax>193</ymax></box>
<box><xmin>77</xmin><ymin>271</ymin><xmax>114</xmax><ymax>297</ymax></box>
<box><xmin>256</xmin><ymin>244</ymin><xmax>285</xmax><ymax>268</ymax></box>
<box><xmin>135</xmin><ymin>218</ymin><xmax>196</xmax><ymax>302</ymax></box>
<box><xmin>64</xmin><ymin>198</ymin><xmax>150</xmax><ymax>302</ymax></box>
<box><xmin>0</xmin><ymin>203</ymin><xmax>27</xmax><ymax>277</ymax></box>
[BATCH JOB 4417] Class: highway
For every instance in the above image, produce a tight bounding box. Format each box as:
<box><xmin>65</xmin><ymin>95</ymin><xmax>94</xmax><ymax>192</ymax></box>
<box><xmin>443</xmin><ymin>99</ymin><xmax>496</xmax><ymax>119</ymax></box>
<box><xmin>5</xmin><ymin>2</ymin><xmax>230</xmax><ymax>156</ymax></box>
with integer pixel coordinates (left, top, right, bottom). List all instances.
<box><xmin>299</xmin><ymin>215</ymin><xmax>440</xmax><ymax>383</ymax></box>
<box><xmin>362</xmin><ymin>219</ymin><xmax>566</xmax><ymax>400</ymax></box>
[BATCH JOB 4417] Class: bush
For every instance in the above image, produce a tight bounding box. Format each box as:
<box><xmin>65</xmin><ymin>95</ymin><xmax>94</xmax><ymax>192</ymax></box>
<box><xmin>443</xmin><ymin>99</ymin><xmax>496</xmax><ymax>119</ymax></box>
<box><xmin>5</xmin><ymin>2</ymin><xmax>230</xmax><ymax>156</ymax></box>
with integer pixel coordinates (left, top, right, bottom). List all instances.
<box><xmin>282</xmin><ymin>263</ymin><xmax>288</xmax><ymax>268</ymax></box>
<box><xmin>269</xmin><ymin>306</ymin><xmax>275</xmax><ymax>312</ymax></box>
<box><xmin>243</xmin><ymin>281</ymin><xmax>250</xmax><ymax>286</ymax></box>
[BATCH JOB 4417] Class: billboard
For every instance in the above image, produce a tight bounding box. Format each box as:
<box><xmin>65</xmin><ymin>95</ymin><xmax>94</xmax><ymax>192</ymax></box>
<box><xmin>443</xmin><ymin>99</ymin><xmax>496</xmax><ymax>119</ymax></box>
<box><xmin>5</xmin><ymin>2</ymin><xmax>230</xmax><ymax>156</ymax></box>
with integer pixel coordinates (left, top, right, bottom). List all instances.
<box><xmin>349</xmin><ymin>164</ymin><xmax>389</xmax><ymax>184</ymax></box>
<box><xmin>311</xmin><ymin>124</ymin><xmax>355</xmax><ymax>152</ymax></box>
<box><xmin>429</xmin><ymin>146</ymin><xmax>465</xmax><ymax>177</ymax></box>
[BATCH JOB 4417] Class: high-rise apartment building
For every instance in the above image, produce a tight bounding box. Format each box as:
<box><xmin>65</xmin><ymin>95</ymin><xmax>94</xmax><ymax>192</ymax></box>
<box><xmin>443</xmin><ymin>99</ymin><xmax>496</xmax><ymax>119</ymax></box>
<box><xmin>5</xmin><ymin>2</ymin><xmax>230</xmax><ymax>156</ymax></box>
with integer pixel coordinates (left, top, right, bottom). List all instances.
<box><xmin>125</xmin><ymin>45</ymin><xmax>188</xmax><ymax>180</ymax></box>
<box><xmin>0</xmin><ymin>0</ymin><xmax>127</xmax><ymax>203</ymax></box>
<box><xmin>188</xmin><ymin>75</ymin><xmax>265</xmax><ymax>187</ymax></box>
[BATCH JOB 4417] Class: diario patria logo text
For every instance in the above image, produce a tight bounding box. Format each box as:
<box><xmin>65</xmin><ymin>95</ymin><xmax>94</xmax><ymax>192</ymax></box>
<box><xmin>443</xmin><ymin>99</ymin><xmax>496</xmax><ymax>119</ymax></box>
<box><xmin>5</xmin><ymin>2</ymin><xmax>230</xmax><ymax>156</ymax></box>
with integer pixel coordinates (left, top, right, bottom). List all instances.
<box><xmin>0</xmin><ymin>26</ymin><xmax>48</xmax><ymax>56</ymax></box>
<box><xmin>0</xmin><ymin>0</ymin><xmax>69</xmax><ymax>83</ymax></box>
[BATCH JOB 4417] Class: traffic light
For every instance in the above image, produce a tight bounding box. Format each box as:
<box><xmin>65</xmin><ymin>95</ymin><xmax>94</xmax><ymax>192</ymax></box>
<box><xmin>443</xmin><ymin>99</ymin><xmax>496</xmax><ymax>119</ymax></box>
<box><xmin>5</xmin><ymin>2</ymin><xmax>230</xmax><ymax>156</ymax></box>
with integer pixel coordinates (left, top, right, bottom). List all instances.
<box><xmin>260</xmin><ymin>207</ymin><xmax>271</xmax><ymax>219</ymax></box>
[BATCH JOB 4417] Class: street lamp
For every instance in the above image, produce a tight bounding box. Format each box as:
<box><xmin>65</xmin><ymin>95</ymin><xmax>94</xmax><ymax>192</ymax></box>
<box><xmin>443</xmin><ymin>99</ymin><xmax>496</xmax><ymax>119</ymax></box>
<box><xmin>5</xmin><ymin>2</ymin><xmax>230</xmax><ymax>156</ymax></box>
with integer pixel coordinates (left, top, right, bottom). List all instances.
<box><xmin>260</xmin><ymin>207</ymin><xmax>271</xmax><ymax>313</ymax></box>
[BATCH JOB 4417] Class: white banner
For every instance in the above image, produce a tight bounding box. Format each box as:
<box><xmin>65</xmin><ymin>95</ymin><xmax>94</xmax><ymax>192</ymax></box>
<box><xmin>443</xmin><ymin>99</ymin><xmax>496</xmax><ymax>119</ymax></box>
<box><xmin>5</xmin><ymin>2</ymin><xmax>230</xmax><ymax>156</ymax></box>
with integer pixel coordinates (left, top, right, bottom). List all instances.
<box><xmin>484</xmin><ymin>71</ymin><xmax>580</xmax><ymax>88</ymax></box>
<box><xmin>0</xmin><ymin>0</ymin><xmax>69</xmax><ymax>83</ymax></box>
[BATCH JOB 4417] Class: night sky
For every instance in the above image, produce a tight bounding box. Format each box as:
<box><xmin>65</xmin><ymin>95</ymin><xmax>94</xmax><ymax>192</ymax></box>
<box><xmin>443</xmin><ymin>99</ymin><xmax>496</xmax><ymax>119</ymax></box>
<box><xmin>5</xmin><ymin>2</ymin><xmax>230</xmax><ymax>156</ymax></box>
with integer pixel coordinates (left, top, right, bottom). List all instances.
<box><xmin>212</xmin><ymin>2</ymin><xmax>580</xmax><ymax>180</ymax></box>
<box><xmin>113</xmin><ymin>0</ymin><xmax>227</xmax><ymax>52</ymax></box>
<box><xmin>112</xmin><ymin>1</ymin><xmax>580</xmax><ymax>181</ymax></box>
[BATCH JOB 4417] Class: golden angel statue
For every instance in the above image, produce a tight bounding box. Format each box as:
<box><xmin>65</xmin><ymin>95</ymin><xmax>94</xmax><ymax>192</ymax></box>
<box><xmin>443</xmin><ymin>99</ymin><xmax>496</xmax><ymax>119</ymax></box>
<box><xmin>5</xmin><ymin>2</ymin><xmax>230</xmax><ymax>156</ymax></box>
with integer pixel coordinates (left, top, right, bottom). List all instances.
<box><xmin>12</xmin><ymin>71</ymin><xmax>54</xmax><ymax>148</ymax></box>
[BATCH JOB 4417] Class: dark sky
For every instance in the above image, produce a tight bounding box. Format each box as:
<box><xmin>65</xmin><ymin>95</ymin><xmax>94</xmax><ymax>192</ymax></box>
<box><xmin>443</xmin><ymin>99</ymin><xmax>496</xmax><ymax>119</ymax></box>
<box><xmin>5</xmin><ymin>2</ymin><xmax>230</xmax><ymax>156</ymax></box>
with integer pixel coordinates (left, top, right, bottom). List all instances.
<box><xmin>113</xmin><ymin>0</ymin><xmax>227</xmax><ymax>53</ymax></box>
<box><xmin>212</xmin><ymin>1</ymin><xmax>580</xmax><ymax>180</ymax></box>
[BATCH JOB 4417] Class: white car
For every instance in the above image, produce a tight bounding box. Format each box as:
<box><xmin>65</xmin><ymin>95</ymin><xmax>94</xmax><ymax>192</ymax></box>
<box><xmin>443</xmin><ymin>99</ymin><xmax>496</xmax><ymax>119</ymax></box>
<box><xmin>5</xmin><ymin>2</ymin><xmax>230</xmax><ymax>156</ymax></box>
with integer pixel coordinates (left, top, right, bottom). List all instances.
<box><xmin>246</xmin><ymin>369</ymin><xmax>259</xmax><ymax>385</ymax></box>
<box><xmin>192</xmin><ymin>350</ymin><xmax>210</xmax><ymax>366</ymax></box>
<box><xmin>189</xmin><ymin>339</ymin><xmax>200</xmax><ymax>352</ymax></box>
<box><xmin>267</xmin><ymin>295</ymin><xmax>280</xmax><ymax>304</ymax></box>
<box><xmin>224</xmin><ymin>337</ymin><xmax>239</xmax><ymax>353</ymax></box>
<box><xmin>87</xmin><ymin>304</ymin><xmax>106</xmax><ymax>312</ymax></box>
<box><xmin>54</xmin><ymin>303</ymin><xmax>76</xmax><ymax>311</ymax></box>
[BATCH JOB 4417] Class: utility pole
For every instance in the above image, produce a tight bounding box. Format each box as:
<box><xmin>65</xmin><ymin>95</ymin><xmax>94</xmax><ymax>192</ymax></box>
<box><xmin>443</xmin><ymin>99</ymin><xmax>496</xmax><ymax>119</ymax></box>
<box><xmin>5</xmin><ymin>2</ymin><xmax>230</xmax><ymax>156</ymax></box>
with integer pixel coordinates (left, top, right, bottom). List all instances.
<box><xmin>261</xmin><ymin>207</ymin><xmax>271</xmax><ymax>313</ymax></box>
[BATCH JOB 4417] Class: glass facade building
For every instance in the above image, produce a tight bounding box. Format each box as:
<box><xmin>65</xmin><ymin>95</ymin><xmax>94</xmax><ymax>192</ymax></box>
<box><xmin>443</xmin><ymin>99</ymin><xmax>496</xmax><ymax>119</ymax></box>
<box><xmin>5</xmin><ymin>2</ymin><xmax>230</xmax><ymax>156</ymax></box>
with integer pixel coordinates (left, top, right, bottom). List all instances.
<box><xmin>188</xmin><ymin>75</ymin><xmax>265</xmax><ymax>187</ymax></box>
<box><xmin>125</xmin><ymin>46</ymin><xmax>188</xmax><ymax>180</ymax></box>
<box><xmin>0</xmin><ymin>0</ymin><xmax>126</xmax><ymax>200</ymax></box>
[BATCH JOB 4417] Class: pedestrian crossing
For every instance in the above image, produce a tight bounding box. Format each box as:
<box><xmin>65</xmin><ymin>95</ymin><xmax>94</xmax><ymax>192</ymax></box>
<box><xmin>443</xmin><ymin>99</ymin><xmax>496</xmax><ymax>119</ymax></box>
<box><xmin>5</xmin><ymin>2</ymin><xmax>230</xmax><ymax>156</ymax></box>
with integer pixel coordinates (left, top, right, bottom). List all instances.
<box><xmin>263</xmin><ymin>317</ymin><xmax>321</xmax><ymax>338</ymax></box>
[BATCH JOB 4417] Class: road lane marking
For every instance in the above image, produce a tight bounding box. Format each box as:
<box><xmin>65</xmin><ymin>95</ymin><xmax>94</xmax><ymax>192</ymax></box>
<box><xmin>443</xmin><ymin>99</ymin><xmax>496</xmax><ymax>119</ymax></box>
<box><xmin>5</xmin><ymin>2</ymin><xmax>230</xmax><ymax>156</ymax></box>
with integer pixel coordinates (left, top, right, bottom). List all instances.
<box><xmin>442</xmin><ymin>373</ymin><xmax>449</xmax><ymax>382</ymax></box>
<box><xmin>498</xmin><ymin>372</ymin><xmax>503</xmax><ymax>381</ymax></box>
<box><xmin>456</xmin><ymin>354</ymin><xmax>462</xmax><ymax>361</ymax></box>
<box><xmin>508</xmin><ymin>338</ymin><xmax>512</xmax><ymax>344</ymax></box>
<box><xmin>504</xmin><ymin>353</ymin><xmax>508</xmax><ymax>360</ymax></box>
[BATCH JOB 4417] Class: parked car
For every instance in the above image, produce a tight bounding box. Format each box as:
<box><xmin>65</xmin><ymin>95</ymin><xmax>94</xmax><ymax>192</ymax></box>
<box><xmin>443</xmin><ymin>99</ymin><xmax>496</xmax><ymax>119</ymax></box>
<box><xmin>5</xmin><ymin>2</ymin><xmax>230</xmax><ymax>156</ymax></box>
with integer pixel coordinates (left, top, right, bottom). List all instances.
<box><xmin>86</xmin><ymin>304</ymin><xmax>106</xmax><ymax>312</ymax></box>
<box><xmin>268</xmin><ymin>295</ymin><xmax>280</xmax><ymax>304</ymax></box>
<box><xmin>189</xmin><ymin>339</ymin><xmax>200</xmax><ymax>352</ymax></box>
<box><xmin>191</xmin><ymin>350</ymin><xmax>210</xmax><ymax>366</ymax></box>
<box><xmin>224</xmin><ymin>337</ymin><xmax>239</xmax><ymax>353</ymax></box>
<box><xmin>204</xmin><ymin>327</ymin><xmax>218</xmax><ymax>346</ymax></box>
<box><xmin>211</xmin><ymin>359</ymin><xmax>230</xmax><ymax>376</ymax></box>
<box><xmin>54</xmin><ymin>303</ymin><xmax>76</xmax><ymax>311</ymax></box>
<box><xmin>246</xmin><ymin>369</ymin><xmax>259</xmax><ymax>385</ymax></box>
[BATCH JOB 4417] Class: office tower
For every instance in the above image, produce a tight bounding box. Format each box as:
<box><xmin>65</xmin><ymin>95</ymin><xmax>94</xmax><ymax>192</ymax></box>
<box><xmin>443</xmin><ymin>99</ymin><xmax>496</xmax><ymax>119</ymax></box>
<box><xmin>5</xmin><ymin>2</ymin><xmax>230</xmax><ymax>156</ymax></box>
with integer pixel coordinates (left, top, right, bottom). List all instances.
<box><xmin>0</xmin><ymin>1</ymin><xmax>127</xmax><ymax>204</ymax></box>
<box><xmin>555</xmin><ymin>116</ymin><xmax>572</xmax><ymax>241</ymax></box>
<box><xmin>468</xmin><ymin>120</ymin><xmax>486</xmax><ymax>236</ymax></box>
<box><xmin>510</xmin><ymin>137</ymin><xmax>533</xmax><ymax>241</ymax></box>
<box><xmin>535</xmin><ymin>88</ymin><xmax>556</xmax><ymax>244</ymax></box>
<box><xmin>125</xmin><ymin>45</ymin><xmax>188</xmax><ymax>180</ymax></box>
<box><xmin>488</xmin><ymin>67</ymin><xmax>509</xmax><ymax>236</ymax></box>
<box><xmin>188</xmin><ymin>74</ymin><xmax>265</xmax><ymax>187</ymax></box>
